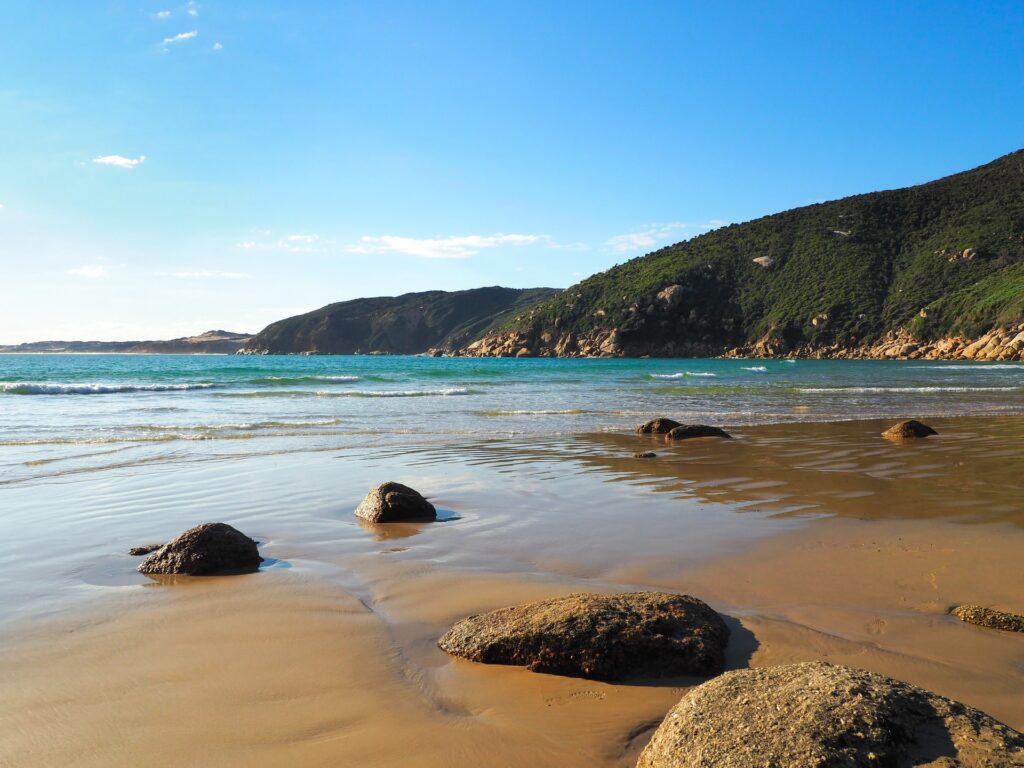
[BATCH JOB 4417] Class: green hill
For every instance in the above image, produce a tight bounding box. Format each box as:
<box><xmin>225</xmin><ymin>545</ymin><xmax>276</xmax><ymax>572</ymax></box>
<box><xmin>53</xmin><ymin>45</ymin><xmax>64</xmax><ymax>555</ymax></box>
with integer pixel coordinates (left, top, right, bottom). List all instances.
<box><xmin>464</xmin><ymin>149</ymin><xmax>1024</xmax><ymax>358</ymax></box>
<box><xmin>243</xmin><ymin>287</ymin><xmax>559</xmax><ymax>355</ymax></box>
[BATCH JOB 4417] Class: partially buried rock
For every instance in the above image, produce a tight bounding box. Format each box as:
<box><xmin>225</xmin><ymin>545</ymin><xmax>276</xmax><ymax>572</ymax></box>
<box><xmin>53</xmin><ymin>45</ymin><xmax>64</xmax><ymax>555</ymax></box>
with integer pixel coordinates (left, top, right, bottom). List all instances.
<box><xmin>633</xmin><ymin>451</ymin><xmax>657</xmax><ymax>458</ymax></box>
<box><xmin>354</xmin><ymin>481</ymin><xmax>436</xmax><ymax>523</ymax></box>
<box><xmin>137</xmin><ymin>522</ymin><xmax>262</xmax><ymax>576</ymax></box>
<box><xmin>636</xmin><ymin>418</ymin><xmax>681</xmax><ymax>434</ymax></box>
<box><xmin>637</xmin><ymin>662</ymin><xmax>1024</xmax><ymax>768</ymax></box>
<box><xmin>128</xmin><ymin>543</ymin><xmax>163</xmax><ymax>556</ymax></box>
<box><xmin>666</xmin><ymin>424</ymin><xmax>732</xmax><ymax>440</ymax></box>
<box><xmin>882</xmin><ymin>419</ymin><xmax>937</xmax><ymax>439</ymax></box>
<box><xmin>953</xmin><ymin>604</ymin><xmax>1024</xmax><ymax>633</ymax></box>
<box><xmin>438</xmin><ymin>591</ymin><xmax>728</xmax><ymax>681</ymax></box>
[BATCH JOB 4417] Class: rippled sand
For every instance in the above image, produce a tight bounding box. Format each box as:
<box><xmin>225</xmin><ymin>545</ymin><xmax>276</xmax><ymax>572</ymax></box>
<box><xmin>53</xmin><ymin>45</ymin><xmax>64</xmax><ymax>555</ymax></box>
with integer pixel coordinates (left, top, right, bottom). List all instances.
<box><xmin>1</xmin><ymin>417</ymin><xmax>1022</xmax><ymax>766</ymax></box>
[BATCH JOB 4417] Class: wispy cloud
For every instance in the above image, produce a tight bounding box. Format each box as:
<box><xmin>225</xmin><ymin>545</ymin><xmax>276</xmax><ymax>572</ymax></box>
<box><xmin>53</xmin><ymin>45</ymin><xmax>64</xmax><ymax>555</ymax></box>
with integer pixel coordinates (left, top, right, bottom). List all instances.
<box><xmin>155</xmin><ymin>10</ymin><xmax>171</xmax><ymax>19</ymax></box>
<box><xmin>92</xmin><ymin>154</ymin><xmax>145</xmax><ymax>169</ymax></box>
<box><xmin>186</xmin><ymin>1</ymin><xmax>199</xmax><ymax>16</ymax></box>
<box><xmin>67</xmin><ymin>265</ymin><xmax>107</xmax><ymax>278</ymax></box>
<box><xmin>163</xmin><ymin>30</ymin><xmax>197</xmax><ymax>44</ymax></box>
<box><xmin>605</xmin><ymin>220</ymin><xmax>727</xmax><ymax>253</ymax></box>
<box><xmin>347</xmin><ymin>233</ymin><xmax>543</xmax><ymax>259</ymax></box>
<box><xmin>237</xmin><ymin>232</ymin><xmax>324</xmax><ymax>253</ymax></box>
<box><xmin>157</xmin><ymin>270</ymin><xmax>252</xmax><ymax>279</ymax></box>
<box><xmin>212</xmin><ymin>42</ymin><xmax>223</xmax><ymax>50</ymax></box>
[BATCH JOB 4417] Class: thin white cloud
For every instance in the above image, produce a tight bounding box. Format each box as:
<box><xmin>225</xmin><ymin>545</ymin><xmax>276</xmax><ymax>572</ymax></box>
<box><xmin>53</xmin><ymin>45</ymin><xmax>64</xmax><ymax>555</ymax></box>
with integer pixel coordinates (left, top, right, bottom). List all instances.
<box><xmin>155</xmin><ymin>10</ymin><xmax>171</xmax><ymax>19</ymax></box>
<box><xmin>92</xmin><ymin>154</ymin><xmax>145</xmax><ymax>169</ymax></box>
<box><xmin>157</xmin><ymin>270</ymin><xmax>252</xmax><ymax>279</ymax></box>
<box><xmin>236</xmin><ymin>232</ymin><xmax>324</xmax><ymax>253</ymax></box>
<box><xmin>605</xmin><ymin>220</ymin><xmax>727</xmax><ymax>253</ymax></box>
<box><xmin>163</xmin><ymin>30</ymin><xmax>197</xmax><ymax>44</ymax></box>
<box><xmin>212</xmin><ymin>42</ymin><xmax>223</xmax><ymax>50</ymax></box>
<box><xmin>186</xmin><ymin>1</ymin><xmax>199</xmax><ymax>16</ymax></box>
<box><xmin>67</xmin><ymin>265</ymin><xmax>107</xmax><ymax>278</ymax></box>
<box><xmin>347</xmin><ymin>233</ymin><xmax>542</xmax><ymax>259</ymax></box>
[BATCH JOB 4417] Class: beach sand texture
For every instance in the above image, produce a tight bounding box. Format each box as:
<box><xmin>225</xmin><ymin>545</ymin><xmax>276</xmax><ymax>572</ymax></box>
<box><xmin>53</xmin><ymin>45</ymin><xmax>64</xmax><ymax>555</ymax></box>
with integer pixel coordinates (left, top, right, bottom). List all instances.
<box><xmin>0</xmin><ymin>417</ymin><xmax>1022</xmax><ymax>766</ymax></box>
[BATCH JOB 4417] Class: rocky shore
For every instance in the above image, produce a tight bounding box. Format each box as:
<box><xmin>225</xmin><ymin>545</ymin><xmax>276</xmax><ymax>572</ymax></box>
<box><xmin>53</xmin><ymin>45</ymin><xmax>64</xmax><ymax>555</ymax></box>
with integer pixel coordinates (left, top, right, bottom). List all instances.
<box><xmin>454</xmin><ymin>323</ymin><xmax>1024</xmax><ymax>361</ymax></box>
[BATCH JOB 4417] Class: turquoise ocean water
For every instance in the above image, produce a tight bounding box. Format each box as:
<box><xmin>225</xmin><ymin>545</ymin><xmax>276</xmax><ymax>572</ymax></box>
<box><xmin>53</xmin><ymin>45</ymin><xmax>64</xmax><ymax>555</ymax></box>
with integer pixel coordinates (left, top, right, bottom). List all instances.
<box><xmin>2</xmin><ymin>354</ymin><xmax>1023</xmax><ymax>483</ymax></box>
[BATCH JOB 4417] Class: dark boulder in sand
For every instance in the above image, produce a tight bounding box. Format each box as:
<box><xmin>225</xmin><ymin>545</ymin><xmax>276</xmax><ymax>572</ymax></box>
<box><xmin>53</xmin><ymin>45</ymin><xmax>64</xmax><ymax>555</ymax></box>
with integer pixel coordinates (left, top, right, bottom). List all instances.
<box><xmin>666</xmin><ymin>424</ymin><xmax>732</xmax><ymax>440</ymax></box>
<box><xmin>953</xmin><ymin>604</ymin><xmax>1024</xmax><ymax>633</ymax></box>
<box><xmin>137</xmin><ymin>523</ymin><xmax>262</xmax><ymax>576</ymax></box>
<box><xmin>637</xmin><ymin>662</ymin><xmax>1024</xmax><ymax>768</ymax></box>
<box><xmin>128</xmin><ymin>543</ymin><xmax>164</xmax><ymax>556</ymax></box>
<box><xmin>636</xmin><ymin>418</ymin><xmax>682</xmax><ymax>434</ymax></box>
<box><xmin>437</xmin><ymin>591</ymin><xmax>728</xmax><ymax>681</ymax></box>
<box><xmin>633</xmin><ymin>451</ymin><xmax>657</xmax><ymax>458</ymax></box>
<box><xmin>882</xmin><ymin>419</ymin><xmax>937</xmax><ymax>439</ymax></box>
<box><xmin>354</xmin><ymin>481</ymin><xmax>436</xmax><ymax>523</ymax></box>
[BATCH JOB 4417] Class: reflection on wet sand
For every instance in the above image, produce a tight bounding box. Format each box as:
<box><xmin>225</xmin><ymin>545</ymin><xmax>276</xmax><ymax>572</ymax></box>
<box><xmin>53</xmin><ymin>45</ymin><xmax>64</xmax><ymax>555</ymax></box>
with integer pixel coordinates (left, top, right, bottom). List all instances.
<box><xmin>380</xmin><ymin>416</ymin><xmax>1024</xmax><ymax>525</ymax></box>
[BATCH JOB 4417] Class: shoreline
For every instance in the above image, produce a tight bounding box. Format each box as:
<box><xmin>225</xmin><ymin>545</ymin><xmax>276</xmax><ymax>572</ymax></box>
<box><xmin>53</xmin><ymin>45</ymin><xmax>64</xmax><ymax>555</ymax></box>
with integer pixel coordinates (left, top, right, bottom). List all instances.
<box><xmin>1</xmin><ymin>414</ymin><xmax>1022</xmax><ymax>765</ymax></box>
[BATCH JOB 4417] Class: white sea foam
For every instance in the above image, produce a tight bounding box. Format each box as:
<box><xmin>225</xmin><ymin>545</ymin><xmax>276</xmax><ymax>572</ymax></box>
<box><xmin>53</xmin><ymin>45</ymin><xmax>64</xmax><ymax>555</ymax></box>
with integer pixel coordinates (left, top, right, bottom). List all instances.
<box><xmin>650</xmin><ymin>372</ymin><xmax>718</xmax><ymax>379</ymax></box>
<box><xmin>314</xmin><ymin>387</ymin><xmax>473</xmax><ymax>398</ymax></box>
<box><xmin>1</xmin><ymin>382</ymin><xmax>217</xmax><ymax>395</ymax></box>
<box><xmin>742</xmin><ymin>366</ymin><xmax>768</xmax><ymax>372</ymax></box>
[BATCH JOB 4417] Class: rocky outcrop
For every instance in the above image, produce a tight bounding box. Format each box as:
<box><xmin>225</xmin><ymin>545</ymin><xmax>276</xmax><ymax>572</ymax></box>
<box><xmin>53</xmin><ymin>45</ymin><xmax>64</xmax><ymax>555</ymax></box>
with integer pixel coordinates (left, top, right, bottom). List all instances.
<box><xmin>459</xmin><ymin>322</ymin><xmax>1024</xmax><ymax>360</ymax></box>
<box><xmin>666</xmin><ymin>424</ymin><xmax>732</xmax><ymax>440</ymax></box>
<box><xmin>882</xmin><ymin>419</ymin><xmax>938</xmax><ymax>440</ymax></box>
<box><xmin>953</xmin><ymin>605</ymin><xmax>1024</xmax><ymax>633</ymax></box>
<box><xmin>437</xmin><ymin>592</ymin><xmax>728</xmax><ymax>680</ymax></box>
<box><xmin>633</xmin><ymin>451</ymin><xmax>657</xmax><ymax>458</ymax></box>
<box><xmin>137</xmin><ymin>523</ymin><xmax>262</xmax><ymax>575</ymax></box>
<box><xmin>354</xmin><ymin>482</ymin><xmax>436</xmax><ymax>523</ymax></box>
<box><xmin>636</xmin><ymin>418</ymin><xmax>682</xmax><ymax>434</ymax></box>
<box><xmin>637</xmin><ymin>662</ymin><xmax>1024</xmax><ymax>768</ymax></box>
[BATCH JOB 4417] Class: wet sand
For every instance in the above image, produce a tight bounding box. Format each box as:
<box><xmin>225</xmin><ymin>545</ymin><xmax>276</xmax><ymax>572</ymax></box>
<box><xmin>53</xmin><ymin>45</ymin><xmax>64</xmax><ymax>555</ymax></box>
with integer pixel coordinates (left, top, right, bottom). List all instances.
<box><xmin>1</xmin><ymin>417</ymin><xmax>1022</xmax><ymax>765</ymax></box>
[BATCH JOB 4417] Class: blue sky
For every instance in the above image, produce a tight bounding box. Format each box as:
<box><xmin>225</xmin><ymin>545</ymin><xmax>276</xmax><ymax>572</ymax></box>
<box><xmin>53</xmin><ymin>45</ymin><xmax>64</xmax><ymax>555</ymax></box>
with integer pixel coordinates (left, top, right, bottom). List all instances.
<box><xmin>1</xmin><ymin>1</ymin><xmax>1022</xmax><ymax>342</ymax></box>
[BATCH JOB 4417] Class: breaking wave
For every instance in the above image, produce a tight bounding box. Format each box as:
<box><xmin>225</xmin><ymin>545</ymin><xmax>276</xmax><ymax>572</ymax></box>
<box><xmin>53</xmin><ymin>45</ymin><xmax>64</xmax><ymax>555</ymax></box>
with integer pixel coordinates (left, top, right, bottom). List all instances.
<box><xmin>649</xmin><ymin>372</ymin><xmax>718</xmax><ymax>379</ymax></box>
<box><xmin>1</xmin><ymin>382</ymin><xmax>217</xmax><ymax>395</ymax></box>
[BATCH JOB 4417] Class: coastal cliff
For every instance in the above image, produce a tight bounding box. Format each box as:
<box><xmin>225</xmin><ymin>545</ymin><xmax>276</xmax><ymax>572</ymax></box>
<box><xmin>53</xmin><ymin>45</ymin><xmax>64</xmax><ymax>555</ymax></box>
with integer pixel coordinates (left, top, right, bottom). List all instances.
<box><xmin>458</xmin><ymin>149</ymin><xmax>1024</xmax><ymax>360</ymax></box>
<box><xmin>242</xmin><ymin>286</ymin><xmax>558</xmax><ymax>355</ymax></box>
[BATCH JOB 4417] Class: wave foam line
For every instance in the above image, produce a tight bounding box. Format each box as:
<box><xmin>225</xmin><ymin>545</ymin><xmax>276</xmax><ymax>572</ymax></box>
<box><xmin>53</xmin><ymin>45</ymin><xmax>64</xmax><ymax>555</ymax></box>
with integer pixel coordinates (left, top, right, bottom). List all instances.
<box><xmin>314</xmin><ymin>387</ymin><xmax>475</xmax><ymax>398</ymax></box>
<box><xmin>251</xmin><ymin>375</ymin><xmax>360</xmax><ymax>384</ymax></box>
<box><xmin>742</xmin><ymin>366</ymin><xmax>769</xmax><ymax>372</ymax></box>
<box><xmin>649</xmin><ymin>372</ymin><xmax>718</xmax><ymax>379</ymax></box>
<box><xmin>1</xmin><ymin>382</ymin><xmax>217</xmax><ymax>395</ymax></box>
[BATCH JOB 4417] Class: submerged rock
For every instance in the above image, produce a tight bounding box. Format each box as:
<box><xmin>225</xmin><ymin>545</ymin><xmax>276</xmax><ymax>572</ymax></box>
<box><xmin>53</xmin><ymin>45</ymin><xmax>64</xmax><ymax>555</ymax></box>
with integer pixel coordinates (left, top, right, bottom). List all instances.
<box><xmin>128</xmin><ymin>543</ymin><xmax>164</xmax><ymax>556</ymax></box>
<box><xmin>882</xmin><ymin>419</ymin><xmax>937</xmax><ymax>439</ymax></box>
<box><xmin>636</xmin><ymin>418</ymin><xmax>682</xmax><ymax>434</ymax></box>
<box><xmin>633</xmin><ymin>451</ymin><xmax>657</xmax><ymax>458</ymax></box>
<box><xmin>137</xmin><ymin>523</ymin><xmax>262</xmax><ymax>576</ymax></box>
<box><xmin>637</xmin><ymin>662</ymin><xmax>1024</xmax><ymax>768</ymax></box>
<box><xmin>953</xmin><ymin>604</ymin><xmax>1024</xmax><ymax>633</ymax></box>
<box><xmin>438</xmin><ymin>591</ymin><xmax>728</xmax><ymax>681</ymax></box>
<box><xmin>666</xmin><ymin>424</ymin><xmax>732</xmax><ymax>440</ymax></box>
<box><xmin>354</xmin><ymin>482</ymin><xmax>436</xmax><ymax>523</ymax></box>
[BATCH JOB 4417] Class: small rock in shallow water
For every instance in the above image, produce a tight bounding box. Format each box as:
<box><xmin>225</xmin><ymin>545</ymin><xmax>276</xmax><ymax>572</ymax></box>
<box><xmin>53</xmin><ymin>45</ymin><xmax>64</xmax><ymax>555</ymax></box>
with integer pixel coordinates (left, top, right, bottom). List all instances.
<box><xmin>354</xmin><ymin>481</ymin><xmax>436</xmax><ymax>523</ymax></box>
<box><xmin>882</xmin><ymin>419</ymin><xmax>937</xmax><ymax>439</ymax></box>
<box><xmin>137</xmin><ymin>523</ymin><xmax>262</xmax><ymax>576</ymax></box>
<box><xmin>637</xmin><ymin>662</ymin><xmax>1024</xmax><ymax>768</ymax></box>
<box><xmin>128</xmin><ymin>544</ymin><xmax>163</xmax><ymax>556</ymax></box>
<box><xmin>438</xmin><ymin>591</ymin><xmax>728</xmax><ymax>680</ymax></box>
<box><xmin>633</xmin><ymin>451</ymin><xmax>657</xmax><ymax>458</ymax></box>
<box><xmin>666</xmin><ymin>424</ymin><xmax>732</xmax><ymax>440</ymax></box>
<box><xmin>953</xmin><ymin>604</ymin><xmax>1024</xmax><ymax>632</ymax></box>
<box><xmin>636</xmin><ymin>418</ymin><xmax>681</xmax><ymax>434</ymax></box>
